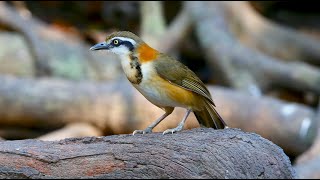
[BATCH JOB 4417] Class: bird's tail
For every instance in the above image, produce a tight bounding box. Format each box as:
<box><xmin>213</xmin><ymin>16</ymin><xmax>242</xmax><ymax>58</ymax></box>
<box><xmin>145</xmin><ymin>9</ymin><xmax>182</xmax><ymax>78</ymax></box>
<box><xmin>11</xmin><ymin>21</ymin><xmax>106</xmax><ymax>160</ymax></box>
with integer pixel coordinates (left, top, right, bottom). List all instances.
<box><xmin>193</xmin><ymin>99</ymin><xmax>227</xmax><ymax>129</ymax></box>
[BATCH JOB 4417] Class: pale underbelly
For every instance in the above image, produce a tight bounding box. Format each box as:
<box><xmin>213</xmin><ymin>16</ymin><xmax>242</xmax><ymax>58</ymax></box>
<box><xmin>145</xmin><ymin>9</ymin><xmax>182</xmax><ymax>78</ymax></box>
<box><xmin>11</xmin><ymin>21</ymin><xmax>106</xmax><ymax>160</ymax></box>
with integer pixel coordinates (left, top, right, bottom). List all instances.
<box><xmin>133</xmin><ymin>76</ymin><xmax>203</xmax><ymax>109</ymax></box>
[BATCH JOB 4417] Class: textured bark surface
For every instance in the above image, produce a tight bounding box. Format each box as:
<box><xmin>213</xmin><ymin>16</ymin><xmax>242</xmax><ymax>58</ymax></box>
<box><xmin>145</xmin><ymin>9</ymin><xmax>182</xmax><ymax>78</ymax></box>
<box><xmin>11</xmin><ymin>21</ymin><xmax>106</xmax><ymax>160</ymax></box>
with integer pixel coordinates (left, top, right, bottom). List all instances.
<box><xmin>0</xmin><ymin>128</ymin><xmax>296</xmax><ymax>179</ymax></box>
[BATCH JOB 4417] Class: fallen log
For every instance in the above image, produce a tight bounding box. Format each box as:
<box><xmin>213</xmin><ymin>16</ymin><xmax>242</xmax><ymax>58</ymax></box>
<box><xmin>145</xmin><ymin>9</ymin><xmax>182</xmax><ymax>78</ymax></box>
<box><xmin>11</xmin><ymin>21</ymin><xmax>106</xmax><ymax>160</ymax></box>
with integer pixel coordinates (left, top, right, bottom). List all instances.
<box><xmin>0</xmin><ymin>75</ymin><xmax>316</xmax><ymax>156</ymax></box>
<box><xmin>0</xmin><ymin>128</ymin><xmax>296</xmax><ymax>179</ymax></box>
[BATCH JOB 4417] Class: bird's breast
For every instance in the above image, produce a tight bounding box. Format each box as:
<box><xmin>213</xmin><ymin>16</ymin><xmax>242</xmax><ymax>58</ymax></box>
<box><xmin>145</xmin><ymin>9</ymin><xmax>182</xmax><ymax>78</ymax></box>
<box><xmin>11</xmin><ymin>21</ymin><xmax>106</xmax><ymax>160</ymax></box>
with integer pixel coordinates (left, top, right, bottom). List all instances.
<box><xmin>120</xmin><ymin>54</ymin><xmax>143</xmax><ymax>84</ymax></box>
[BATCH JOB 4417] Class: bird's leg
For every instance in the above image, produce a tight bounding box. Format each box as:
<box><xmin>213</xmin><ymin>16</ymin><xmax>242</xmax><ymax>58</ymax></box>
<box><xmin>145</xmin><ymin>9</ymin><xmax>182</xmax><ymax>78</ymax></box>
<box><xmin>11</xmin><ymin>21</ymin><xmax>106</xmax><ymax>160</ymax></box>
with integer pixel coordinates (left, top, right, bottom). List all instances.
<box><xmin>163</xmin><ymin>109</ymin><xmax>192</xmax><ymax>135</ymax></box>
<box><xmin>133</xmin><ymin>107</ymin><xmax>173</xmax><ymax>135</ymax></box>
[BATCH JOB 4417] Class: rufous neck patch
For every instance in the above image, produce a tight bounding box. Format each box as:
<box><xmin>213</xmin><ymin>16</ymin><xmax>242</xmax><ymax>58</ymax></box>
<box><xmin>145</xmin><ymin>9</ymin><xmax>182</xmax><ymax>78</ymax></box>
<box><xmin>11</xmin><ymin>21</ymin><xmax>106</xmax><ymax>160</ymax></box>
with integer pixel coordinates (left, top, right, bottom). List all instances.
<box><xmin>137</xmin><ymin>43</ymin><xmax>159</xmax><ymax>63</ymax></box>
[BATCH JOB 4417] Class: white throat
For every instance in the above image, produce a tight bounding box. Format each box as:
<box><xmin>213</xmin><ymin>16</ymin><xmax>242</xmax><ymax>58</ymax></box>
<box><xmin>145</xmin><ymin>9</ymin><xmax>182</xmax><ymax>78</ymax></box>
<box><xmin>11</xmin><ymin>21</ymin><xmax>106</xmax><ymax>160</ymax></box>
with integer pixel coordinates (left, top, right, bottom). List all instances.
<box><xmin>109</xmin><ymin>46</ymin><xmax>131</xmax><ymax>56</ymax></box>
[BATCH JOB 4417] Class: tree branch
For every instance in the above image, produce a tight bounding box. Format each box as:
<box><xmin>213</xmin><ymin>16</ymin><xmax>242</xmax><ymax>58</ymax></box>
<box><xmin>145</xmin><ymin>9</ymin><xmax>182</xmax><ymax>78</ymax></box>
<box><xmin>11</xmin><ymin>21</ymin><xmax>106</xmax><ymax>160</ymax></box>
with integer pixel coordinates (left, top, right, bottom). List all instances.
<box><xmin>140</xmin><ymin>1</ymin><xmax>166</xmax><ymax>48</ymax></box>
<box><xmin>187</xmin><ymin>1</ymin><xmax>320</xmax><ymax>96</ymax></box>
<box><xmin>158</xmin><ymin>4</ymin><xmax>192</xmax><ymax>53</ymax></box>
<box><xmin>186</xmin><ymin>1</ymin><xmax>261</xmax><ymax>95</ymax></box>
<box><xmin>0</xmin><ymin>2</ymin><xmax>51</xmax><ymax>76</ymax></box>
<box><xmin>0</xmin><ymin>2</ymin><xmax>121</xmax><ymax>81</ymax></box>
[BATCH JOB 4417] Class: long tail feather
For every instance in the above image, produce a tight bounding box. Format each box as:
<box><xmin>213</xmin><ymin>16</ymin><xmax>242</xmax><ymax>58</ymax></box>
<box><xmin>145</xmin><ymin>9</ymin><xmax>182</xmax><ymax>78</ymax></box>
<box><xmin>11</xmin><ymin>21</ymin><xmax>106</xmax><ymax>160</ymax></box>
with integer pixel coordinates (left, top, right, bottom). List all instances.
<box><xmin>193</xmin><ymin>99</ymin><xmax>227</xmax><ymax>129</ymax></box>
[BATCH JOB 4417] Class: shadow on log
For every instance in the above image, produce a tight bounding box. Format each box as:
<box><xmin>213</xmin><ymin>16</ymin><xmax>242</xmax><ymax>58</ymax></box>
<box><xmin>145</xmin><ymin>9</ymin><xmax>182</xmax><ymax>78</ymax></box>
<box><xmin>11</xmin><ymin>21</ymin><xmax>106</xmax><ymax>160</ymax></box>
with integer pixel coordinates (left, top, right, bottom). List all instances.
<box><xmin>0</xmin><ymin>128</ymin><xmax>296</xmax><ymax>179</ymax></box>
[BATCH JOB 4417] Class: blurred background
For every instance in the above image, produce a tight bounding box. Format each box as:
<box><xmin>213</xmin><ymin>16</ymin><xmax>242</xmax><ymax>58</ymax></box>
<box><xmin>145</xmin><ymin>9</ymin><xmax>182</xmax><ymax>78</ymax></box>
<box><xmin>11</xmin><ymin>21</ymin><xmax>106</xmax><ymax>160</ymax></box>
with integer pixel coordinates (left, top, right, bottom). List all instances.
<box><xmin>0</xmin><ymin>1</ymin><xmax>319</xmax><ymax>178</ymax></box>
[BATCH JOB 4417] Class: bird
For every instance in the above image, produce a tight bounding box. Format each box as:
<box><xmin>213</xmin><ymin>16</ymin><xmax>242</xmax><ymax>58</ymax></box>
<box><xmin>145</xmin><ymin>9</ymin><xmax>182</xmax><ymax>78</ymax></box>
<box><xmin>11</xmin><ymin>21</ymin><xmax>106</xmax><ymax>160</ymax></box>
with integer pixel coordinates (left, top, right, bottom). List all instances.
<box><xmin>90</xmin><ymin>31</ymin><xmax>228</xmax><ymax>135</ymax></box>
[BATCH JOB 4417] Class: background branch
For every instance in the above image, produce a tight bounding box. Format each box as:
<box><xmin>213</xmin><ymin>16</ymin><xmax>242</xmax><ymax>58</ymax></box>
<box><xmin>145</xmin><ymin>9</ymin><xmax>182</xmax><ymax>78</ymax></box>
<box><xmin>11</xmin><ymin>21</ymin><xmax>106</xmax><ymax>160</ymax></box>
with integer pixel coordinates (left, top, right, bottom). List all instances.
<box><xmin>158</xmin><ymin>4</ymin><xmax>192</xmax><ymax>54</ymax></box>
<box><xmin>187</xmin><ymin>1</ymin><xmax>320</xmax><ymax>97</ymax></box>
<box><xmin>140</xmin><ymin>1</ymin><xmax>166</xmax><ymax>48</ymax></box>
<box><xmin>224</xmin><ymin>1</ymin><xmax>320</xmax><ymax>66</ymax></box>
<box><xmin>37</xmin><ymin>122</ymin><xmax>103</xmax><ymax>141</ymax></box>
<box><xmin>0</xmin><ymin>75</ymin><xmax>316</xmax><ymax>156</ymax></box>
<box><xmin>294</xmin><ymin>98</ymin><xmax>320</xmax><ymax>178</ymax></box>
<box><xmin>0</xmin><ymin>2</ymin><xmax>121</xmax><ymax>81</ymax></box>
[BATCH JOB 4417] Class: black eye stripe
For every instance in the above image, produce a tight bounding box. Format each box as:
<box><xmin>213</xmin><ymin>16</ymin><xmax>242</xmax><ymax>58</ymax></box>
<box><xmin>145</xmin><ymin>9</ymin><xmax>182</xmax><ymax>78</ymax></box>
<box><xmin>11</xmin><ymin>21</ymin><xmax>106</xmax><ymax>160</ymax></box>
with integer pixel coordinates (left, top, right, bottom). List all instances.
<box><xmin>121</xmin><ymin>41</ymin><xmax>134</xmax><ymax>51</ymax></box>
<box><xmin>111</xmin><ymin>39</ymin><xmax>134</xmax><ymax>51</ymax></box>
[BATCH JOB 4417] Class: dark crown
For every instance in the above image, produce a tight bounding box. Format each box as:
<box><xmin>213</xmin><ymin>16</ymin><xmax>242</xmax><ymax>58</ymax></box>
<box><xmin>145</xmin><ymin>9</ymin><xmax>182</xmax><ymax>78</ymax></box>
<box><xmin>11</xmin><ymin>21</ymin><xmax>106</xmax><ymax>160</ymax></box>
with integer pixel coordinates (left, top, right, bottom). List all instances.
<box><xmin>105</xmin><ymin>31</ymin><xmax>144</xmax><ymax>44</ymax></box>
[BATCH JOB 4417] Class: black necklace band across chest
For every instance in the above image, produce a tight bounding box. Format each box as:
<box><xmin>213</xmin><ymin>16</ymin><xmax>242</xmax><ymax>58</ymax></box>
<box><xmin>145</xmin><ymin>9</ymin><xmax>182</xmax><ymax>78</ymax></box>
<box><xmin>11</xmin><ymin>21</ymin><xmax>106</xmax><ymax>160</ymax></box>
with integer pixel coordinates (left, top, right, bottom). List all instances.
<box><xmin>129</xmin><ymin>54</ymin><xmax>143</xmax><ymax>84</ymax></box>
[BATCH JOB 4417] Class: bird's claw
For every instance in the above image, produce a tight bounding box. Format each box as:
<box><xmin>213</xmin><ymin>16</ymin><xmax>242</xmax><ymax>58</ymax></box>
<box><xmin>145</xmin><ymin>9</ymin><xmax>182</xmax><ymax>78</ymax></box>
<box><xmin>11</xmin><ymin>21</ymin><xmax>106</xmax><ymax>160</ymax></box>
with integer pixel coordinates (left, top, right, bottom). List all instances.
<box><xmin>132</xmin><ymin>128</ymin><xmax>152</xmax><ymax>135</ymax></box>
<box><xmin>162</xmin><ymin>127</ymin><xmax>183</xmax><ymax>135</ymax></box>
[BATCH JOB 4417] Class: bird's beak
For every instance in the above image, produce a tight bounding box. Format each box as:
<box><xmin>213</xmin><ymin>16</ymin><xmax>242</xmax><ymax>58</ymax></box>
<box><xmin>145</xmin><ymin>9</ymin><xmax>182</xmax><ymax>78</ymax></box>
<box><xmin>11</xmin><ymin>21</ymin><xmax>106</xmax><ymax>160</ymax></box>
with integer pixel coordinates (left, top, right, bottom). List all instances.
<box><xmin>90</xmin><ymin>42</ymin><xmax>110</xmax><ymax>51</ymax></box>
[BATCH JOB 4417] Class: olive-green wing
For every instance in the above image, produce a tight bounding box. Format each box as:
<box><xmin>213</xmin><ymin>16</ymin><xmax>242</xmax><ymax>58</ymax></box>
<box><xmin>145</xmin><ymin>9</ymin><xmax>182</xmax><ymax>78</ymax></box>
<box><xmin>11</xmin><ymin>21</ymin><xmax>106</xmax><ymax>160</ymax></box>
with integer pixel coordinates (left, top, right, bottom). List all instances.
<box><xmin>154</xmin><ymin>54</ymin><xmax>215</xmax><ymax>106</ymax></box>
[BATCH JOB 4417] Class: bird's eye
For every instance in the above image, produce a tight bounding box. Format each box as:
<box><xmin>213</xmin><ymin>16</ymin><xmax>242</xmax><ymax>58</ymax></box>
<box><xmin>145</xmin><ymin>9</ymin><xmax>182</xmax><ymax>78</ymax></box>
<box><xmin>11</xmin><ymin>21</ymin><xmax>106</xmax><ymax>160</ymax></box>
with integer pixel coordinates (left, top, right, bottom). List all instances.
<box><xmin>113</xmin><ymin>39</ymin><xmax>119</xmax><ymax>45</ymax></box>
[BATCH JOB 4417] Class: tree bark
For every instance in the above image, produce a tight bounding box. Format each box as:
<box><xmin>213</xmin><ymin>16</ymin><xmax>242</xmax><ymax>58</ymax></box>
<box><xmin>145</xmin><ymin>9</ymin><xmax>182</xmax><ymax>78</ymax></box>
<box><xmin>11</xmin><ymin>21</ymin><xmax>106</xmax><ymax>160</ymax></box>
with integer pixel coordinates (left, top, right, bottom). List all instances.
<box><xmin>0</xmin><ymin>128</ymin><xmax>296</xmax><ymax>179</ymax></box>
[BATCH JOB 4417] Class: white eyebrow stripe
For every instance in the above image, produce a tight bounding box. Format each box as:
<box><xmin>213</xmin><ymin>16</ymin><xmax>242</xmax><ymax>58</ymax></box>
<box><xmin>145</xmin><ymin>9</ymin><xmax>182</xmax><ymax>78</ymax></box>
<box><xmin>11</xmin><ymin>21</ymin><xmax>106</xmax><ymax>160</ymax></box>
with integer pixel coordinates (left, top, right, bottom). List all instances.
<box><xmin>110</xmin><ymin>37</ymin><xmax>136</xmax><ymax>45</ymax></box>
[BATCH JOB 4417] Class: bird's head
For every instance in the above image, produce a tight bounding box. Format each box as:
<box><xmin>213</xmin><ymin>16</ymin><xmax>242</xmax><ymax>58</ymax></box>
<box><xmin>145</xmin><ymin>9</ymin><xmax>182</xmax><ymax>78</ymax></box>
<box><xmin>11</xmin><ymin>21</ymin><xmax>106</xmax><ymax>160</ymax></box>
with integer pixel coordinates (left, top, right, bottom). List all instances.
<box><xmin>90</xmin><ymin>31</ymin><xmax>143</xmax><ymax>55</ymax></box>
<box><xmin>90</xmin><ymin>31</ymin><xmax>159</xmax><ymax>62</ymax></box>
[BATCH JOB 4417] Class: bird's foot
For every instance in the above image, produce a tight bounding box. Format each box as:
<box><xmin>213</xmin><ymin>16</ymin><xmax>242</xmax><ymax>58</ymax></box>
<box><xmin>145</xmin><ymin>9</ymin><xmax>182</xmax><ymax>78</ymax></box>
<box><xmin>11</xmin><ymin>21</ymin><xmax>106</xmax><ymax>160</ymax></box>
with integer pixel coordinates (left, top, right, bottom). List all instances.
<box><xmin>132</xmin><ymin>127</ymin><xmax>152</xmax><ymax>135</ymax></box>
<box><xmin>162</xmin><ymin>126</ymin><xmax>183</xmax><ymax>135</ymax></box>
